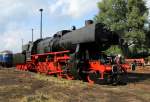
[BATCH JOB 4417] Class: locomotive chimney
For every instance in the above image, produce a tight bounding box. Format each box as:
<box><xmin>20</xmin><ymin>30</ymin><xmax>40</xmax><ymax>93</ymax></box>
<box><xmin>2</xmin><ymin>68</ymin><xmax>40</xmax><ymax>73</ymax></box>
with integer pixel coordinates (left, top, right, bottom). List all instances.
<box><xmin>71</xmin><ymin>26</ymin><xmax>76</xmax><ymax>30</ymax></box>
<box><xmin>85</xmin><ymin>20</ymin><xmax>93</xmax><ymax>26</ymax></box>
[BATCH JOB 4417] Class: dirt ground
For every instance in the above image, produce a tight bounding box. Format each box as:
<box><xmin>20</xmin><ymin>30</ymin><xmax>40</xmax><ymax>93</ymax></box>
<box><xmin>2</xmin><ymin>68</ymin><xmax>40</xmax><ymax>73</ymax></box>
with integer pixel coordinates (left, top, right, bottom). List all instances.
<box><xmin>0</xmin><ymin>66</ymin><xmax>150</xmax><ymax>102</ymax></box>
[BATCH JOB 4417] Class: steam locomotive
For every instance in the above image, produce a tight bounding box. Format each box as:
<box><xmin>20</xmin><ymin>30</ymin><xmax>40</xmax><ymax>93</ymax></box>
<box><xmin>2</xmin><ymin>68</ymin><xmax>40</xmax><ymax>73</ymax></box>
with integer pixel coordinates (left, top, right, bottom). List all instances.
<box><xmin>16</xmin><ymin>20</ymin><xmax>129</xmax><ymax>84</ymax></box>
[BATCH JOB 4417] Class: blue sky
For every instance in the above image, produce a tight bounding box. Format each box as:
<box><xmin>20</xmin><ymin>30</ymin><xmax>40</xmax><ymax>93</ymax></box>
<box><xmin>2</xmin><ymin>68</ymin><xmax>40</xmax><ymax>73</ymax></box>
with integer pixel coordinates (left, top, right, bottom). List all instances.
<box><xmin>0</xmin><ymin>0</ymin><xmax>100</xmax><ymax>52</ymax></box>
<box><xmin>0</xmin><ymin>0</ymin><xmax>149</xmax><ymax>53</ymax></box>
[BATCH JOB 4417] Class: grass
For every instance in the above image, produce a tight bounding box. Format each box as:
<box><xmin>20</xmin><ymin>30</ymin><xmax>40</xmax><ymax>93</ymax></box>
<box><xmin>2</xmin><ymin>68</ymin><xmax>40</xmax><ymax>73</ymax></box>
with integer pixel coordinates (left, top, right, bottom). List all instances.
<box><xmin>21</xmin><ymin>92</ymin><xmax>61</xmax><ymax>102</ymax></box>
<box><xmin>1</xmin><ymin>68</ymin><xmax>150</xmax><ymax>102</ymax></box>
<box><xmin>34</xmin><ymin>73</ymin><xmax>88</xmax><ymax>88</ymax></box>
<box><xmin>20</xmin><ymin>73</ymin><xmax>96</xmax><ymax>102</ymax></box>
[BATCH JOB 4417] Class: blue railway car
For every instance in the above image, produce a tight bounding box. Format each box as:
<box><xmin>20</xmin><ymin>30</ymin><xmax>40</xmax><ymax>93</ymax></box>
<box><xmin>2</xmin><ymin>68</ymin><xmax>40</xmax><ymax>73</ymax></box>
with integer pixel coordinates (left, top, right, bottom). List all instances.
<box><xmin>0</xmin><ymin>51</ymin><xmax>13</xmax><ymax>67</ymax></box>
<box><xmin>0</xmin><ymin>52</ymin><xmax>3</xmax><ymax>65</ymax></box>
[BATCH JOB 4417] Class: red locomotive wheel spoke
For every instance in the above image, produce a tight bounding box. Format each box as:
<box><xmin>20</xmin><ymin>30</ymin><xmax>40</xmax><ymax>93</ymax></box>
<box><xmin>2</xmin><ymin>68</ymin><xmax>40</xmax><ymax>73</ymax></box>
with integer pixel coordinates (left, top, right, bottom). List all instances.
<box><xmin>40</xmin><ymin>64</ymin><xmax>43</xmax><ymax>73</ymax></box>
<box><xmin>24</xmin><ymin>65</ymin><xmax>27</xmax><ymax>71</ymax></box>
<box><xmin>37</xmin><ymin>64</ymin><xmax>42</xmax><ymax>73</ymax></box>
<box><xmin>57</xmin><ymin>73</ymin><xmax>62</xmax><ymax>78</ymax></box>
<box><xmin>66</xmin><ymin>74</ymin><xmax>74</xmax><ymax>80</ymax></box>
<box><xmin>87</xmin><ymin>71</ymin><xmax>98</xmax><ymax>84</ymax></box>
<box><xmin>87</xmin><ymin>75</ymin><xmax>94</xmax><ymax>84</ymax></box>
<box><xmin>16</xmin><ymin>65</ymin><xmax>20</xmax><ymax>70</ymax></box>
<box><xmin>21</xmin><ymin>65</ymin><xmax>23</xmax><ymax>70</ymax></box>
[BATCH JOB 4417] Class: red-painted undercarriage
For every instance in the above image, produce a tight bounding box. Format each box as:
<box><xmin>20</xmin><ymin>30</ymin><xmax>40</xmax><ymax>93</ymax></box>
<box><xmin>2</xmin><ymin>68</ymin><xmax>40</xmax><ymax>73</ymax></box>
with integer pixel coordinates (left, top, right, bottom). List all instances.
<box><xmin>16</xmin><ymin>50</ymin><xmax>130</xmax><ymax>84</ymax></box>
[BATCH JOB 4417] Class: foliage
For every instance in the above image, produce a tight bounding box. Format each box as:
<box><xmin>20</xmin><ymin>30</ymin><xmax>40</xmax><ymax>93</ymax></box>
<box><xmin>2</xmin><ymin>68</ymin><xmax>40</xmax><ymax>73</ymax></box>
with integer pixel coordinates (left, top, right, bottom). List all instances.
<box><xmin>95</xmin><ymin>0</ymin><xmax>149</xmax><ymax>57</ymax></box>
<box><xmin>105</xmin><ymin>45</ymin><xmax>122</xmax><ymax>55</ymax></box>
<box><xmin>95</xmin><ymin>0</ymin><xmax>127</xmax><ymax>35</ymax></box>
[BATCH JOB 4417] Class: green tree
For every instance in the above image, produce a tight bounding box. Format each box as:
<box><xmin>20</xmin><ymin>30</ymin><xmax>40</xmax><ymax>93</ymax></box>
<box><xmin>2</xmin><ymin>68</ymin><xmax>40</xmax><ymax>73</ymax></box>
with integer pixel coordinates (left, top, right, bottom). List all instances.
<box><xmin>126</xmin><ymin>0</ymin><xmax>148</xmax><ymax>43</ymax></box>
<box><xmin>95</xmin><ymin>0</ymin><xmax>127</xmax><ymax>35</ymax></box>
<box><xmin>95</xmin><ymin>0</ymin><xmax>149</xmax><ymax>57</ymax></box>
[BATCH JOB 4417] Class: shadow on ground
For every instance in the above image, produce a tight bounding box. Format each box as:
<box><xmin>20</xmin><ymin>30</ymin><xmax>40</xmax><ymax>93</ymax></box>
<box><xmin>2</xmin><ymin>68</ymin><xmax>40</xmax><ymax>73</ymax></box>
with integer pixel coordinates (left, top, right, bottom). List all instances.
<box><xmin>127</xmin><ymin>72</ymin><xmax>150</xmax><ymax>83</ymax></box>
